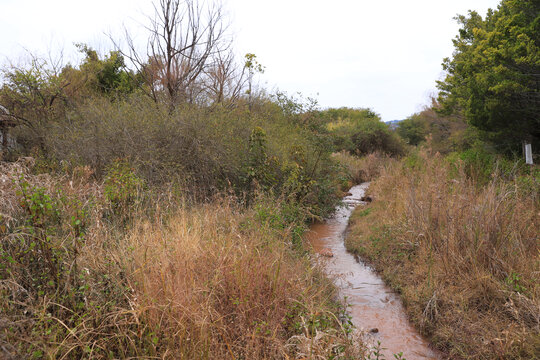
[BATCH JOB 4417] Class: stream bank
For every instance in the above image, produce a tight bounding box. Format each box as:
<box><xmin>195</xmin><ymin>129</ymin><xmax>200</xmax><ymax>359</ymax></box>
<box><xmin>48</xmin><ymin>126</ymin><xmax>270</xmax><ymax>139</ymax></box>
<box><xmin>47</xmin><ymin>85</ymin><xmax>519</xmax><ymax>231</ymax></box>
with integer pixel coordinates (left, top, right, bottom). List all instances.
<box><xmin>306</xmin><ymin>183</ymin><xmax>440</xmax><ymax>359</ymax></box>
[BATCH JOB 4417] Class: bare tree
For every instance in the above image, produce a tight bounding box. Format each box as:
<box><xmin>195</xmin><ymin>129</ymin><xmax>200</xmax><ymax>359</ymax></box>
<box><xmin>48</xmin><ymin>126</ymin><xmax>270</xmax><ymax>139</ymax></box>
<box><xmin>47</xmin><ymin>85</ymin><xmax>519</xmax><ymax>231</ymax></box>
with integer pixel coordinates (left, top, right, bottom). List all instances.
<box><xmin>203</xmin><ymin>49</ymin><xmax>248</xmax><ymax>106</ymax></box>
<box><xmin>118</xmin><ymin>0</ymin><xmax>230</xmax><ymax>109</ymax></box>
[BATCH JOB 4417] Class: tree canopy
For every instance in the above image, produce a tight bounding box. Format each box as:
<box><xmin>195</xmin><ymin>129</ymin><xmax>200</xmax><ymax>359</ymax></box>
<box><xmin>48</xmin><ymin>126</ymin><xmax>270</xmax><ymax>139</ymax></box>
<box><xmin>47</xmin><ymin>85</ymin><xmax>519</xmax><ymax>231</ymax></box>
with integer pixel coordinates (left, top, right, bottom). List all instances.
<box><xmin>321</xmin><ymin>107</ymin><xmax>405</xmax><ymax>156</ymax></box>
<box><xmin>437</xmin><ymin>0</ymin><xmax>540</xmax><ymax>153</ymax></box>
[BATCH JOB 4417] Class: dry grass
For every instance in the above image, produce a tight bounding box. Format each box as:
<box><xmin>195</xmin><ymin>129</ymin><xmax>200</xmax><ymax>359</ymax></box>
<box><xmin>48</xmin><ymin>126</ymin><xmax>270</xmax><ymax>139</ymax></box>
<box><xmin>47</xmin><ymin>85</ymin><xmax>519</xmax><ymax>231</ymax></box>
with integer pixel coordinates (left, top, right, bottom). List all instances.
<box><xmin>113</xmin><ymin>198</ymin><xmax>363</xmax><ymax>359</ymax></box>
<box><xmin>332</xmin><ymin>151</ymin><xmax>392</xmax><ymax>185</ymax></box>
<box><xmin>346</xmin><ymin>149</ymin><xmax>539</xmax><ymax>359</ymax></box>
<box><xmin>0</xmin><ymin>159</ymin><xmax>364</xmax><ymax>359</ymax></box>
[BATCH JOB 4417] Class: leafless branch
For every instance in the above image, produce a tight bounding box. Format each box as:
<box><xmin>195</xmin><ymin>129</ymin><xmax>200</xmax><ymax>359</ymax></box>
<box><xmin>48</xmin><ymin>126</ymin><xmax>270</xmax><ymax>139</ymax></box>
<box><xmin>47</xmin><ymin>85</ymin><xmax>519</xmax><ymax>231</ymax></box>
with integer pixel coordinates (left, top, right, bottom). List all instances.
<box><xmin>112</xmin><ymin>0</ymin><xmax>232</xmax><ymax>109</ymax></box>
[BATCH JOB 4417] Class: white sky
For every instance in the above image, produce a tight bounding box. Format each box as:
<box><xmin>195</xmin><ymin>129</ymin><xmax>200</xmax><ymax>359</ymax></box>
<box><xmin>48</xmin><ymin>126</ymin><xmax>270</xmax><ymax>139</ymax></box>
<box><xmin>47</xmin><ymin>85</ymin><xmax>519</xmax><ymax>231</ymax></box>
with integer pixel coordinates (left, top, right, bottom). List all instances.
<box><xmin>0</xmin><ymin>0</ymin><xmax>500</xmax><ymax>121</ymax></box>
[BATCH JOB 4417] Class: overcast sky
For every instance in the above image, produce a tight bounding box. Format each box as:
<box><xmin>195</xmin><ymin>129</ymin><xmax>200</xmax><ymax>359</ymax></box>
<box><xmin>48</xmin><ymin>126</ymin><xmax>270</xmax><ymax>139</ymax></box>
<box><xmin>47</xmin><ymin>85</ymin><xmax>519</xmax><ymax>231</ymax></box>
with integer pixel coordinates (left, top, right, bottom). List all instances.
<box><xmin>0</xmin><ymin>0</ymin><xmax>500</xmax><ymax>121</ymax></box>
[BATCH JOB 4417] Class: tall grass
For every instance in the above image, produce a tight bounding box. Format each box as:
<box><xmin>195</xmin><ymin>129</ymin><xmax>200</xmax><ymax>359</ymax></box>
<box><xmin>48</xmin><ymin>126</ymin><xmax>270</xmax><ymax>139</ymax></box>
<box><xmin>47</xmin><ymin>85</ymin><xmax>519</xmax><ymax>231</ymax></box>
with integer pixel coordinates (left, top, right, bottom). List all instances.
<box><xmin>346</xmin><ymin>149</ymin><xmax>539</xmax><ymax>359</ymax></box>
<box><xmin>117</xmin><ymin>198</ymin><xmax>363</xmax><ymax>358</ymax></box>
<box><xmin>0</xmin><ymin>159</ymin><xmax>363</xmax><ymax>359</ymax></box>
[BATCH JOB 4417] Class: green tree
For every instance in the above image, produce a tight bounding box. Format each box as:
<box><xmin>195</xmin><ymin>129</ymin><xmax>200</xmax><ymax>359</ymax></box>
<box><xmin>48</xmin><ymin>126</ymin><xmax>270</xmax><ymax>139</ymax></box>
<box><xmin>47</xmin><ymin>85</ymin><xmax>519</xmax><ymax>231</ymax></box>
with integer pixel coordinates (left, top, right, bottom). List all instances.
<box><xmin>437</xmin><ymin>0</ymin><xmax>540</xmax><ymax>153</ymax></box>
<box><xmin>322</xmin><ymin>107</ymin><xmax>405</xmax><ymax>156</ymax></box>
<box><xmin>76</xmin><ymin>44</ymin><xmax>139</xmax><ymax>95</ymax></box>
<box><xmin>396</xmin><ymin>115</ymin><xmax>427</xmax><ymax>146</ymax></box>
<box><xmin>244</xmin><ymin>53</ymin><xmax>265</xmax><ymax>110</ymax></box>
<box><xmin>0</xmin><ymin>55</ymin><xmax>70</xmax><ymax>152</ymax></box>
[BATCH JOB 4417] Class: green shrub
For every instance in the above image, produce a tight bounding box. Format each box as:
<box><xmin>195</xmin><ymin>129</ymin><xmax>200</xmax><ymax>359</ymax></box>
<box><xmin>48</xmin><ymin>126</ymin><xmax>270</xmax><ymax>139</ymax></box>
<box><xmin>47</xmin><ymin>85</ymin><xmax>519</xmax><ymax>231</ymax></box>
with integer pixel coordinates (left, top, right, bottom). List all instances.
<box><xmin>396</xmin><ymin>115</ymin><xmax>426</xmax><ymax>146</ymax></box>
<box><xmin>322</xmin><ymin>107</ymin><xmax>405</xmax><ymax>156</ymax></box>
<box><xmin>104</xmin><ymin>160</ymin><xmax>144</xmax><ymax>211</ymax></box>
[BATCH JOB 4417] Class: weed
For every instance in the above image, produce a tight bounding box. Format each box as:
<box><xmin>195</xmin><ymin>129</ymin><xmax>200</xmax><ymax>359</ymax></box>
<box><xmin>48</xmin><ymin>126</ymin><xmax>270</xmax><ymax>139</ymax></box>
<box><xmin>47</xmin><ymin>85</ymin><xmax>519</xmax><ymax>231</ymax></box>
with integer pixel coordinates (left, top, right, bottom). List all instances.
<box><xmin>104</xmin><ymin>159</ymin><xmax>144</xmax><ymax>211</ymax></box>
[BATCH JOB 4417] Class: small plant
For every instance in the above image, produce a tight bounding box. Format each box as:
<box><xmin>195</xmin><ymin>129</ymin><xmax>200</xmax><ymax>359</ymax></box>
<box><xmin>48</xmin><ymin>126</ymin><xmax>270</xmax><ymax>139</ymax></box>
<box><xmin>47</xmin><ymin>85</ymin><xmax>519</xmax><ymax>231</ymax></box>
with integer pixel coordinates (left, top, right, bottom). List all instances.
<box><xmin>11</xmin><ymin>178</ymin><xmax>64</xmax><ymax>287</ymax></box>
<box><xmin>356</xmin><ymin>208</ymin><xmax>372</xmax><ymax>217</ymax></box>
<box><xmin>367</xmin><ymin>341</ymin><xmax>386</xmax><ymax>360</ymax></box>
<box><xmin>505</xmin><ymin>272</ymin><xmax>527</xmax><ymax>294</ymax></box>
<box><xmin>17</xmin><ymin>178</ymin><xmax>59</xmax><ymax>227</ymax></box>
<box><xmin>104</xmin><ymin>159</ymin><xmax>144</xmax><ymax>211</ymax></box>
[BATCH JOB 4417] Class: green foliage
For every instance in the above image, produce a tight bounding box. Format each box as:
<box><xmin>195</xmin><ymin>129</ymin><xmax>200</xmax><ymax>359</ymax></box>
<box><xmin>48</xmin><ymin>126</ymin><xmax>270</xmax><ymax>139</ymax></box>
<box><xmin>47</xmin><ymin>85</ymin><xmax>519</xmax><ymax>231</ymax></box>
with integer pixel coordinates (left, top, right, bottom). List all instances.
<box><xmin>396</xmin><ymin>115</ymin><xmax>426</xmax><ymax>146</ymax></box>
<box><xmin>17</xmin><ymin>179</ymin><xmax>59</xmax><ymax>227</ymax></box>
<box><xmin>244</xmin><ymin>53</ymin><xmax>265</xmax><ymax>76</ymax></box>
<box><xmin>104</xmin><ymin>160</ymin><xmax>144</xmax><ymax>210</ymax></box>
<box><xmin>514</xmin><ymin>169</ymin><xmax>540</xmax><ymax>201</ymax></box>
<box><xmin>356</xmin><ymin>208</ymin><xmax>372</xmax><ymax>217</ymax></box>
<box><xmin>1</xmin><ymin>178</ymin><xmax>94</xmax><ymax>315</ymax></box>
<box><xmin>0</xmin><ymin>45</ymin><xmax>140</xmax><ymax>156</ymax></box>
<box><xmin>397</xmin><ymin>101</ymin><xmax>476</xmax><ymax>154</ymax></box>
<box><xmin>403</xmin><ymin>151</ymin><xmax>424</xmax><ymax>171</ymax></box>
<box><xmin>446</xmin><ymin>143</ymin><xmax>522</xmax><ymax>185</ymax></box>
<box><xmin>5</xmin><ymin>180</ymin><xmax>63</xmax><ymax>291</ymax></box>
<box><xmin>457</xmin><ymin>147</ymin><xmax>497</xmax><ymax>184</ymax></box>
<box><xmin>505</xmin><ymin>271</ymin><xmax>527</xmax><ymax>294</ymax></box>
<box><xmin>437</xmin><ymin>0</ymin><xmax>540</xmax><ymax>153</ymax></box>
<box><xmin>322</xmin><ymin>107</ymin><xmax>405</xmax><ymax>156</ymax></box>
<box><xmin>76</xmin><ymin>43</ymin><xmax>140</xmax><ymax>95</ymax></box>
<box><xmin>0</xmin><ymin>172</ymin><xmax>137</xmax><ymax>359</ymax></box>
<box><xmin>245</xmin><ymin>126</ymin><xmax>277</xmax><ymax>190</ymax></box>
<box><xmin>0</xmin><ymin>41</ymin><xmax>345</xmax><ymax>222</ymax></box>
<box><xmin>1</xmin><ymin>56</ymin><xmax>70</xmax><ymax>152</ymax></box>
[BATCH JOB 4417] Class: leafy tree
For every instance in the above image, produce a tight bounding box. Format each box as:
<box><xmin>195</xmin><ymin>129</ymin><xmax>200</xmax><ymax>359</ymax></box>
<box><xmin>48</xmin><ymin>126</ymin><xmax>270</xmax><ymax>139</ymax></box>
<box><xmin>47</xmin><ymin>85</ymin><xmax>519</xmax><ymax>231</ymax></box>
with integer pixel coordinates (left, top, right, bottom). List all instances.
<box><xmin>0</xmin><ymin>46</ymin><xmax>139</xmax><ymax>155</ymax></box>
<box><xmin>396</xmin><ymin>115</ymin><xmax>427</xmax><ymax>146</ymax></box>
<box><xmin>437</xmin><ymin>0</ymin><xmax>540</xmax><ymax>153</ymax></box>
<box><xmin>244</xmin><ymin>53</ymin><xmax>264</xmax><ymax>109</ymax></box>
<box><xmin>76</xmin><ymin>44</ymin><xmax>139</xmax><ymax>95</ymax></box>
<box><xmin>397</xmin><ymin>99</ymin><xmax>472</xmax><ymax>153</ymax></box>
<box><xmin>322</xmin><ymin>107</ymin><xmax>405</xmax><ymax>156</ymax></box>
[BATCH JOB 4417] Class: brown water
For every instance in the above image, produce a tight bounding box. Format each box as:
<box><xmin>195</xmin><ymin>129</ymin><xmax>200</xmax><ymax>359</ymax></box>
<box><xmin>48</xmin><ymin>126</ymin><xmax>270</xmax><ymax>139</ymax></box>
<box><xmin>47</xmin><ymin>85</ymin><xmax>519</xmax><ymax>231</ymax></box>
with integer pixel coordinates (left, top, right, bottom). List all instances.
<box><xmin>307</xmin><ymin>183</ymin><xmax>440</xmax><ymax>360</ymax></box>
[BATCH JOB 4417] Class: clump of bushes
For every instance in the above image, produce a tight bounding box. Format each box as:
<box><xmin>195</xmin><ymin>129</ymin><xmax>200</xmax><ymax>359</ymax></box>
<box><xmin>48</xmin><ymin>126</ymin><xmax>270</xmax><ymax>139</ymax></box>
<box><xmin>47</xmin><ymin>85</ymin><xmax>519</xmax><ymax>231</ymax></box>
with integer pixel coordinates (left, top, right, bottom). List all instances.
<box><xmin>0</xmin><ymin>160</ymin><xmax>132</xmax><ymax>358</ymax></box>
<box><xmin>396</xmin><ymin>107</ymin><xmax>471</xmax><ymax>154</ymax></box>
<box><xmin>321</xmin><ymin>107</ymin><xmax>406</xmax><ymax>156</ymax></box>
<box><xmin>332</xmin><ymin>151</ymin><xmax>393</xmax><ymax>186</ymax></box>
<box><xmin>26</xmin><ymin>93</ymin><xmax>342</xmax><ymax>219</ymax></box>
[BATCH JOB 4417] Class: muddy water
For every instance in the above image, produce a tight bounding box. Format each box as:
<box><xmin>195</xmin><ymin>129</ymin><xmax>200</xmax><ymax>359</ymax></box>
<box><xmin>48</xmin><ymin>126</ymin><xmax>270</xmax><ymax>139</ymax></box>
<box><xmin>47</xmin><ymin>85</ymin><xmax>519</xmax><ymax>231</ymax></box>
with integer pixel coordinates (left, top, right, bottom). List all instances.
<box><xmin>307</xmin><ymin>183</ymin><xmax>440</xmax><ymax>360</ymax></box>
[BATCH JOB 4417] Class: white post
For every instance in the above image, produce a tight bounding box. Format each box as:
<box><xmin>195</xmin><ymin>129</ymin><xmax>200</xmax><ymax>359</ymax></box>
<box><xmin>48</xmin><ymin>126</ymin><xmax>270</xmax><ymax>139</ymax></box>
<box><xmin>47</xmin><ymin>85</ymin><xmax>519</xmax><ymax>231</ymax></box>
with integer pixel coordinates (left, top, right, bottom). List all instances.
<box><xmin>525</xmin><ymin>143</ymin><xmax>533</xmax><ymax>165</ymax></box>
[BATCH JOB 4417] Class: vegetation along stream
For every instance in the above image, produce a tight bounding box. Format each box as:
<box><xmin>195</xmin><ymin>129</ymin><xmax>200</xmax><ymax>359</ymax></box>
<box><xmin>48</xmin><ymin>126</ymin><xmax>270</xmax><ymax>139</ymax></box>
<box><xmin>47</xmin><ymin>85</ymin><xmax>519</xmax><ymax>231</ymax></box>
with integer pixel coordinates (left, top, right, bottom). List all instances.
<box><xmin>307</xmin><ymin>183</ymin><xmax>441</xmax><ymax>359</ymax></box>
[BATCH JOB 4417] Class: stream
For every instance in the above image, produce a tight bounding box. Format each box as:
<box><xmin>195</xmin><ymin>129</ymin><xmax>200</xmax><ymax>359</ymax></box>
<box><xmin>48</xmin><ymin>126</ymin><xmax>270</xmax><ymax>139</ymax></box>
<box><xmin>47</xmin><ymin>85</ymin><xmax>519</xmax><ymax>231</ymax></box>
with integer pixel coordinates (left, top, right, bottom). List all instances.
<box><xmin>306</xmin><ymin>183</ymin><xmax>440</xmax><ymax>359</ymax></box>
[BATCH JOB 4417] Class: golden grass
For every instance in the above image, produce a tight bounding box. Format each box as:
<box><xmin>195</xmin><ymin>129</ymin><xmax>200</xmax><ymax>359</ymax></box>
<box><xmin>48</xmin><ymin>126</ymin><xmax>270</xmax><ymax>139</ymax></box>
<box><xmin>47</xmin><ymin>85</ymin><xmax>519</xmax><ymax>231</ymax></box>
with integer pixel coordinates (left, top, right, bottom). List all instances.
<box><xmin>115</xmin><ymin>199</ymin><xmax>349</xmax><ymax>358</ymax></box>
<box><xmin>346</xmin><ymin>149</ymin><xmax>540</xmax><ymax>359</ymax></box>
